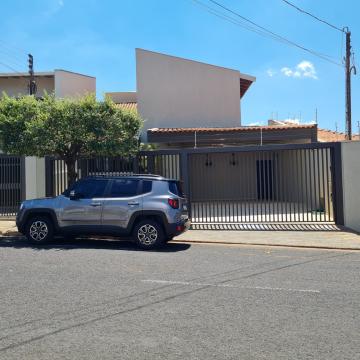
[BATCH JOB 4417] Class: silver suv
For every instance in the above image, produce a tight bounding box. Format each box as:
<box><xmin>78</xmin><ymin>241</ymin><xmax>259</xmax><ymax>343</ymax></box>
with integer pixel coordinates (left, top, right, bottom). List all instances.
<box><xmin>16</xmin><ymin>175</ymin><xmax>190</xmax><ymax>249</ymax></box>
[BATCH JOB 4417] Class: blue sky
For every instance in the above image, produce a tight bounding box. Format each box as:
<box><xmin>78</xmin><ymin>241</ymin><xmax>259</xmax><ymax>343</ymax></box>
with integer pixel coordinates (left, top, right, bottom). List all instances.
<box><xmin>0</xmin><ymin>0</ymin><xmax>358</xmax><ymax>132</ymax></box>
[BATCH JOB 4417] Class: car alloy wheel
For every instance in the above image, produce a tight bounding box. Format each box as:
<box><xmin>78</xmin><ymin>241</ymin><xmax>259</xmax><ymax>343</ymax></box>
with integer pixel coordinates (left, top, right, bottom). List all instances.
<box><xmin>29</xmin><ymin>220</ymin><xmax>49</xmax><ymax>242</ymax></box>
<box><xmin>137</xmin><ymin>224</ymin><xmax>158</xmax><ymax>246</ymax></box>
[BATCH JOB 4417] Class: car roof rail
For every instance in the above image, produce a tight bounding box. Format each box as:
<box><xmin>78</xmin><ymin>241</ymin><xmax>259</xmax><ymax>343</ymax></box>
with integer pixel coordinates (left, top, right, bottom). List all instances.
<box><xmin>83</xmin><ymin>173</ymin><xmax>166</xmax><ymax>179</ymax></box>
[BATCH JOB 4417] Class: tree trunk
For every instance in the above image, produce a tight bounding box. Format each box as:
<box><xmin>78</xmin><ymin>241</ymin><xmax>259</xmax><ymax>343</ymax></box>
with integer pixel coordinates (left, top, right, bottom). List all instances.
<box><xmin>64</xmin><ymin>157</ymin><xmax>77</xmax><ymax>187</ymax></box>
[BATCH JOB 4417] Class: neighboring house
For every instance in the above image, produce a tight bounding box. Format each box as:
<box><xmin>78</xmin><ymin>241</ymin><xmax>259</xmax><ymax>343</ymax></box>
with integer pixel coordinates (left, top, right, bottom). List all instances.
<box><xmin>0</xmin><ymin>69</ymin><xmax>96</xmax><ymax>203</ymax></box>
<box><xmin>106</xmin><ymin>48</ymin><xmax>256</xmax><ymax>143</ymax></box>
<box><xmin>317</xmin><ymin>128</ymin><xmax>360</xmax><ymax>142</ymax></box>
<box><xmin>268</xmin><ymin>119</ymin><xmax>360</xmax><ymax>142</ymax></box>
<box><xmin>0</xmin><ymin>69</ymin><xmax>96</xmax><ymax>98</ymax></box>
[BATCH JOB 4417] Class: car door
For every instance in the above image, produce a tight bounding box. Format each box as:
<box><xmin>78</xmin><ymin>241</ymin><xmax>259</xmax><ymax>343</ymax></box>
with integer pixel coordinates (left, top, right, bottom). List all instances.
<box><xmin>101</xmin><ymin>178</ymin><xmax>142</xmax><ymax>230</ymax></box>
<box><xmin>59</xmin><ymin>178</ymin><xmax>109</xmax><ymax>230</ymax></box>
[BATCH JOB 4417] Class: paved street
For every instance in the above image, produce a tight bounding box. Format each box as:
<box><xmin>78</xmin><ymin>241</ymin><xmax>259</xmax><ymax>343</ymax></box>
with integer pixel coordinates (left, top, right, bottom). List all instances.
<box><xmin>0</xmin><ymin>237</ymin><xmax>360</xmax><ymax>359</ymax></box>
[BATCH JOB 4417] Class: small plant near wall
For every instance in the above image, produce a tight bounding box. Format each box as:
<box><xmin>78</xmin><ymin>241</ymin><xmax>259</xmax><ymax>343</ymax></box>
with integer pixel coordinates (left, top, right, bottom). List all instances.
<box><xmin>0</xmin><ymin>93</ymin><xmax>143</xmax><ymax>185</ymax></box>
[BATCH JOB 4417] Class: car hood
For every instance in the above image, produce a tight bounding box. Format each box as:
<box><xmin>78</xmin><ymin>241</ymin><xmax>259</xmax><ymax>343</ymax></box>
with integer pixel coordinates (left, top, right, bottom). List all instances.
<box><xmin>22</xmin><ymin>197</ymin><xmax>58</xmax><ymax>208</ymax></box>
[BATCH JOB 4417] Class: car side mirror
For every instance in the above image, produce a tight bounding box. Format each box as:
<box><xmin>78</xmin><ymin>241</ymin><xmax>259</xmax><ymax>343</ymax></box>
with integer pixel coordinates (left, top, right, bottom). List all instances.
<box><xmin>69</xmin><ymin>190</ymin><xmax>80</xmax><ymax>200</ymax></box>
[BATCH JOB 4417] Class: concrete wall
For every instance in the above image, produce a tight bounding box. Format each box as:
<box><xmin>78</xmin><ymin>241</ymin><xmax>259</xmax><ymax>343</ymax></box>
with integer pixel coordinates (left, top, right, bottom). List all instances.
<box><xmin>136</xmin><ymin>49</ymin><xmax>243</xmax><ymax>141</ymax></box>
<box><xmin>54</xmin><ymin>70</ymin><xmax>96</xmax><ymax>98</ymax></box>
<box><xmin>341</xmin><ymin>141</ymin><xmax>360</xmax><ymax>232</ymax></box>
<box><xmin>0</xmin><ymin>76</ymin><xmax>54</xmax><ymax>97</ymax></box>
<box><xmin>25</xmin><ymin>157</ymin><xmax>45</xmax><ymax>200</ymax></box>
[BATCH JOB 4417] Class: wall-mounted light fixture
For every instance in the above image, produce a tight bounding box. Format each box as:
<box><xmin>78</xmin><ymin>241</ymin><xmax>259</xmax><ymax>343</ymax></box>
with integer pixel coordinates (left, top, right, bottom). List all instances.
<box><xmin>230</xmin><ymin>153</ymin><xmax>237</xmax><ymax>166</ymax></box>
<box><xmin>205</xmin><ymin>154</ymin><xmax>213</xmax><ymax>167</ymax></box>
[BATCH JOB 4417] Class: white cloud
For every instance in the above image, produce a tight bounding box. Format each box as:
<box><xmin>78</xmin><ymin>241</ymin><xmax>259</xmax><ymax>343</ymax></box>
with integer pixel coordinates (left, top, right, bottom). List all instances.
<box><xmin>297</xmin><ymin>60</ymin><xmax>317</xmax><ymax>79</ymax></box>
<box><xmin>281</xmin><ymin>61</ymin><xmax>318</xmax><ymax>79</ymax></box>
<box><xmin>267</xmin><ymin>69</ymin><xmax>275</xmax><ymax>77</ymax></box>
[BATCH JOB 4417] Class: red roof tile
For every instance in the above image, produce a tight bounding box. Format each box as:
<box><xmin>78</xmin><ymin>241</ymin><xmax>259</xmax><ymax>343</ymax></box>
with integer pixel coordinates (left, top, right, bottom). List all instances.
<box><xmin>115</xmin><ymin>103</ymin><xmax>138</xmax><ymax>112</ymax></box>
<box><xmin>318</xmin><ymin>128</ymin><xmax>360</xmax><ymax>142</ymax></box>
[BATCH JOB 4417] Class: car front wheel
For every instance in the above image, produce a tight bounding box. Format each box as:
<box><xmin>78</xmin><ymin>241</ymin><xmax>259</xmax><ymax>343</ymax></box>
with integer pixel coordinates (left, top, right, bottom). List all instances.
<box><xmin>25</xmin><ymin>217</ymin><xmax>54</xmax><ymax>244</ymax></box>
<box><xmin>133</xmin><ymin>219</ymin><xmax>165</xmax><ymax>250</ymax></box>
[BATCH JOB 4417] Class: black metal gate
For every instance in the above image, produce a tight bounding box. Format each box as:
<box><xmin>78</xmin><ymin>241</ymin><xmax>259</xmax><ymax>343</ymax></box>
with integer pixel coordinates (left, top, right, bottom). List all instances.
<box><xmin>188</xmin><ymin>144</ymin><xmax>338</xmax><ymax>224</ymax></box>
<box><xmin>0</xmin><ymin>155</ymin><xmax>25</xmax><ymax>216</ymax></box>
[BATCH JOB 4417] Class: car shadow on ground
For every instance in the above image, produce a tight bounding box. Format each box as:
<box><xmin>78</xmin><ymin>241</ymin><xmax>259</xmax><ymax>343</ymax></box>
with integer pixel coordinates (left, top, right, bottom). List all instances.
<box><xmin>0</xmin><ymin>236</ymin><xmax>191</xmax><ymax>252</ymax></box>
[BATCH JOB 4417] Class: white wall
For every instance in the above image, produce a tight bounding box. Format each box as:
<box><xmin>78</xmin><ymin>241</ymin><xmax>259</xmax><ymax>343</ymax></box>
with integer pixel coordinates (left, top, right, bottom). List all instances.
<box><xmin>25</xmin><ymin>157</ymin><xmax>45</xmax><ymax>200</ymax></box>
<box><xmin>54</xmin><ymin>70</ymin><xmax>96</xmax><ymax>98</ymax></box>
<box><xmin>341</xmin><ymin>141</ymin><xmax>360</xmax><ymax>232</ymax></box>
<box><xmin>136</xmin><ymin>49</ymin><xmax>245</xmax><ymax>141</ymax></box>
<box><xmin>0</xmin><ymin>76</ymin><xmax>54</xmax><ymax>97</ymax></box>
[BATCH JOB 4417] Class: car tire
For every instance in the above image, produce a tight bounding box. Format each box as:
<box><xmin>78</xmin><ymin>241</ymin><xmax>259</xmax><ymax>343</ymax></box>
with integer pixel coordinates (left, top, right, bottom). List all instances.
<box><xmin>25</xmin><ymin>216</ymin><xmax>54</xmax><ymax>244</ymax></box>
<box><xmin>133</xmin><ymin>219</ymin><xmax>165</xmax><ymax>250</ymax></box>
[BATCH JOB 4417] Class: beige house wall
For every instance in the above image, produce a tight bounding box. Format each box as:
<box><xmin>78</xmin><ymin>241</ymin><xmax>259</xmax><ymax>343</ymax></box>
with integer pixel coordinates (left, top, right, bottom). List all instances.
<box><xmin>189</xmin><ymin>153</ymin><xmax>258</xmax><ymax>201</ymax></box>
<box><xmin>341</xmin><ymin>141</ymin><xmax>360</xmax><ymax>232</ymax></box>
<box><xmin>136</xmin><ymin>49</ymin><xmax>244</xmax><ymax>141</ymax></box>
<box><xmin>54</xmin><ymin>70</ymin><xmax>95</xmax><ymax>98</ymax></box>
<box><xmin>0</xmin><ymin>76</ymin><xmax>54</xmax><ymax>97</ymax></box>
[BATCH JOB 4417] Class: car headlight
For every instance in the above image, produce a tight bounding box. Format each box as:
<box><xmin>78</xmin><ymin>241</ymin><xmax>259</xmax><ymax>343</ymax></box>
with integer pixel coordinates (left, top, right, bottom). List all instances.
<box><xmin>19</xmin><ymin>202</ymin><xmax>25</xmax><ymax>211</ymax></box>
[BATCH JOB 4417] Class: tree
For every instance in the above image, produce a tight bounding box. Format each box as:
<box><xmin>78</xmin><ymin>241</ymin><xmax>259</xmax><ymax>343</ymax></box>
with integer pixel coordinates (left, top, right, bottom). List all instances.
<box><xmin>0</xmin><ymin>93</ymin><xmax>142</xmax><ymax>185</ymax></box>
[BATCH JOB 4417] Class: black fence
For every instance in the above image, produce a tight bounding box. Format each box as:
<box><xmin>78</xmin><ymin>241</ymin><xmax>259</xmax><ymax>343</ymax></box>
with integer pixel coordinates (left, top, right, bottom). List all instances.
<box><xmin>45</xmin><ymin>153</ymin><xmax>181</xmax><ymax>197</ymax></box>
<box><xmin>0</xmin><ymin>155</ymin><xmax>25</xmax><ymax>217</ymax></box>
<box><xmin>44</xmin><ymin>143</ymin><xmax>343</xmax><ymax>225</ymax></box>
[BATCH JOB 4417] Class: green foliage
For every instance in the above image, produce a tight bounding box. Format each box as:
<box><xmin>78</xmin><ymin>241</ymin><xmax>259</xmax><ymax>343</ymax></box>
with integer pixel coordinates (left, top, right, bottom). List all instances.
<box><xmin>0</xmin><ymin>93</ymin><xmax>143</xmax><ymax>183</ymax></box>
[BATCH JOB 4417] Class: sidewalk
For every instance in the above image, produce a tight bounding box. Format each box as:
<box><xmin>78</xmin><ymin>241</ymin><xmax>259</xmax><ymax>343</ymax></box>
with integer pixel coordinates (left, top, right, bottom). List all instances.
<box><xmin>2</xmin><ymin>220</ymin><xmax>360</xmax><ymax>250</ymax></box>
<box><xmin>174</xmin><ymin>228</ymin><xmax>360</xmax><ymax>250</ymax></box>
<box><xmin>0</xmin><ymin>220</ymin><xmax>19</xmax><ymax>236</ymax></box>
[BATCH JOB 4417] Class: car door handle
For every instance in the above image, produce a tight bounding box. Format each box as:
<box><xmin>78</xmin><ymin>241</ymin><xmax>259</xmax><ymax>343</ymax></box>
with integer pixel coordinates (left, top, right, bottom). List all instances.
<box><xmin>90</xmin><ymin>202</ymin><xmax>102</xmax><ymax>207</ymax></box>
<box><xmin>128</xmin><ymin>201</ymin><xmax>139</xmax><ymax>206</ymax></box>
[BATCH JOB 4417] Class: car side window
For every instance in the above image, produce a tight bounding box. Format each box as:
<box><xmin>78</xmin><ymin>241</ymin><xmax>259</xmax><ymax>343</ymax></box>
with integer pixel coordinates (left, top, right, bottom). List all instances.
<box><xmin>64</xmin><ymin>179</ymin><xmax>108</xmax><ymax>199</ymax></box>
<box><xmin>140</xmin><ymin>180</ymin><xmax>152</xmax><ymax>194</ymax></box>
<box><xmin>108</xmin><ymin>179</ymin><xmax>139</xmax><ymax>198</ymax></box>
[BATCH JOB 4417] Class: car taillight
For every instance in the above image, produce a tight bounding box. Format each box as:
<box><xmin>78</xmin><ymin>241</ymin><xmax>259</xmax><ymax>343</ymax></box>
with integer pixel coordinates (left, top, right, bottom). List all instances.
<box><xmin>168</xmin><ymin>198</ymin><xmax>179</xmax><ymax>209</ymax></box>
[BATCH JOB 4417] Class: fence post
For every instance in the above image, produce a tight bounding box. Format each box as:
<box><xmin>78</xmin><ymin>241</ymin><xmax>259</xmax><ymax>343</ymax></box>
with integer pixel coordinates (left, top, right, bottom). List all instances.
<box><xmin>133</xmin><ymin>156</ymin><xmax>140</xmax><ymax>174</ymax></box>
<box><xmin>180</xmin><ymin>151</ymin><xmax>191</xmax><ymax>218</ymax></box>
<box><xmin>331</xmin><ymin>142</ymin><xmax>344</xmax><ymax>225</ymax></box>
<box><xmin>147</xmin><ymin>155</ymin><xmax>155</xmax><ymax>174</ymax></box>
<box><xmin>20</xmin><ymin>156</ymin><xmax>26</xmax><ymax>201</ymax></box>
<box><xmin>45</xmin><ymin>156</ymin><xmax>54</xmax><ymax>197</ymax></box>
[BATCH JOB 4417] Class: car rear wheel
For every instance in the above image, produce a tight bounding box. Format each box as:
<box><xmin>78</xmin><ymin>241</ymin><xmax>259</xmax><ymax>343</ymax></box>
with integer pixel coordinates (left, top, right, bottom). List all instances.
<box><xmin>25</xmin><ymin>216</ymin><xmax>54</xmax><ymax>244</ymax></box>
<box><xmin>133</xmin><ymin>219</ymin><xmax>165</xmax><ymax>250</ymax></box>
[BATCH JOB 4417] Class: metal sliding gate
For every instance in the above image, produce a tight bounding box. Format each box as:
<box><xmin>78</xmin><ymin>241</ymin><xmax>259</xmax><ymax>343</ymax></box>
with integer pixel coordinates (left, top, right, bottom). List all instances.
<box><xmin>45</xmin><ymin>143</ymin><xmax>340</xmax><ymax>225</ymax></box>
<box><xmin>0</xmin><ymin>155</ymin><xmax>25</xmax><ymax>216</ymax></box>
<box><xmin>188</xmin><ymin>145</ymin><xmax>337</xmax><ymax>224</ymax></box>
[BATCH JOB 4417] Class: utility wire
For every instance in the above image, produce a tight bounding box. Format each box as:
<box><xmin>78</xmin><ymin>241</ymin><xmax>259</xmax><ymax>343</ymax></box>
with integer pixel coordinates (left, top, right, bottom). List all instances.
<box><xmin>280</xmin><ymin>0</ymin><xmax>344</xmax><ymax>33</ymax></box>
<box><xmin>0</xmin><ymin>50</ymin><xmax>26</xmax><ymax>69</ymax></box>
<box><xmin>193</xmin><ymin>0</ymin><xmax>342</xmax><ymax>66</ymax></box>
<box><xmin>0</xmin><ymin>61</ymin><xmax>30</xmax><ymax>89</ymax></box>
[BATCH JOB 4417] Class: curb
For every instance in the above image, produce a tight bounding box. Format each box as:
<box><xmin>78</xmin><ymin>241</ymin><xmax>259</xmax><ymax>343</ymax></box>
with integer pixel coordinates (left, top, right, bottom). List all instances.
<box><xmin>172</xmin><ymin>239</ymin><xmax>360</xmax><ymax>251</ymax></box>
<box><xmin>0</xmin><ymin>230</ymin><xmax>21</xmax><ymax>237</ymax></box>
